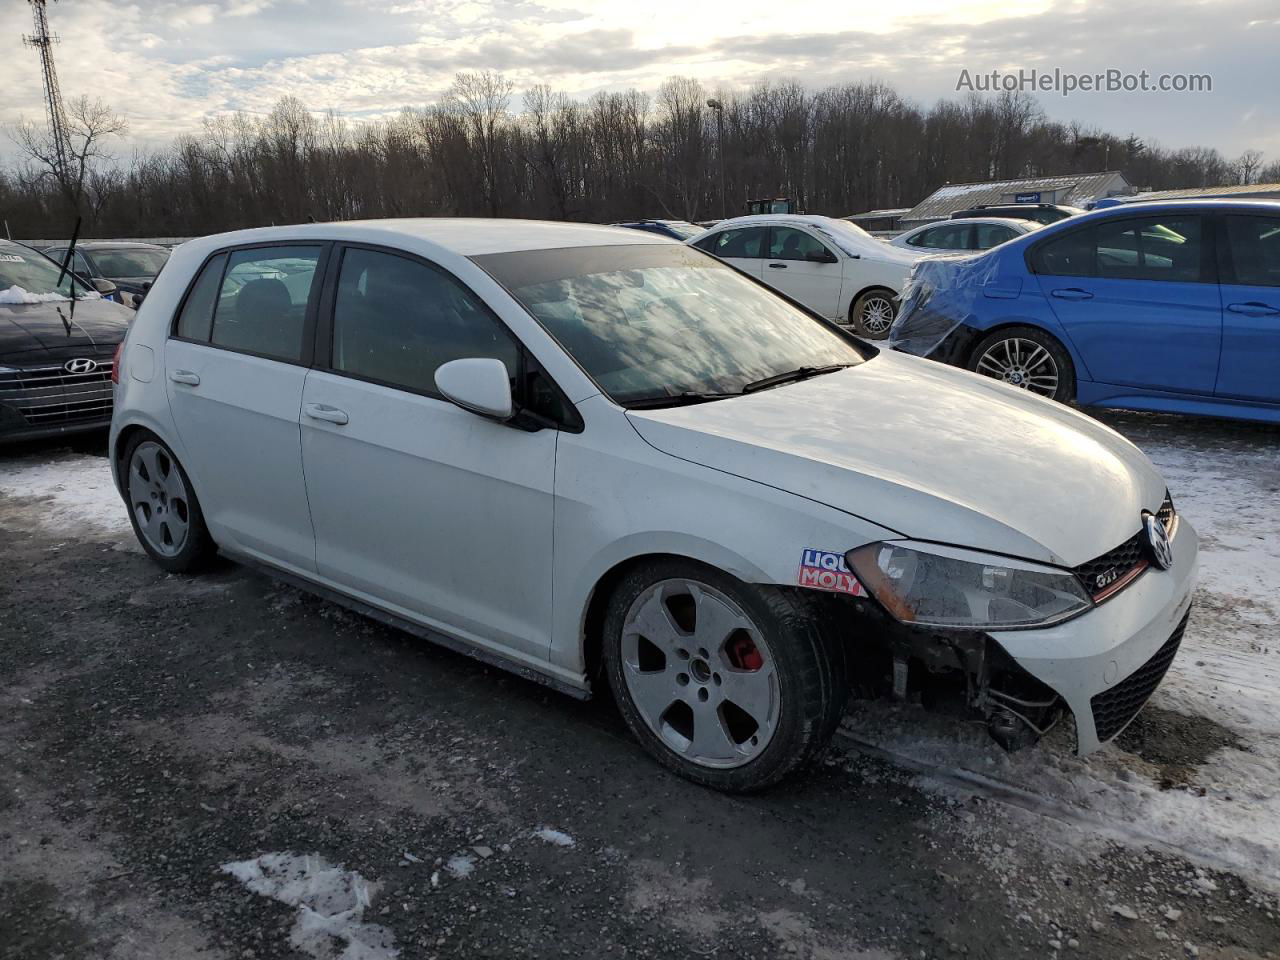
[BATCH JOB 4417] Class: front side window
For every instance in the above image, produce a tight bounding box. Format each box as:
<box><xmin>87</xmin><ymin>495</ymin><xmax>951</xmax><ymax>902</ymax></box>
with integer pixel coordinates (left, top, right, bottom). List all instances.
<box><xmin>474</xmin><ymin>244</ymin><xmax>866</xmax><ymax>406</ymax></box>
<box><xmin>695</xmin><ymin>227</ymin><xmax>766</xmax><ymax>259</ymax></box>
<box><xmin>1225</xmin><ymin>215</ymin><xmax>1280</xmax><ymax>287</ymax></box>
<box><xmin>209</xmin><ymin>246</ymin><xmax>321</xmax><ymax>362</ymax></box>
<box><xmin>768</xmin><ymin>227</ymin><xmax>833</xmax><ymax>261</ymax></box>
<box><xmin>331</xmin><ymin>247</ymin><xmax>520</xmax><ymax>395</ymax></box>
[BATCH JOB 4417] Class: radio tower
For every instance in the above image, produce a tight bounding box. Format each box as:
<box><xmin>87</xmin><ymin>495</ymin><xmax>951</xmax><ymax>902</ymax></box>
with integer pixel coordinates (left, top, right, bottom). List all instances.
<box><xmin>23</xmin><ymin>0</ymin><xmax>71</xmax><ymax>181</ymax></box>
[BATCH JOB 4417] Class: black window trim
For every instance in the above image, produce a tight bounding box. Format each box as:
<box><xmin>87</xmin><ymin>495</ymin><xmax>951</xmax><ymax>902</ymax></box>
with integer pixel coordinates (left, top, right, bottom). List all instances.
<box><xmin>167</xmin><ymin>240</ymin><xmax>333</xmax><ymax>368</ymax></box>
<box><xmin>314</xmin><ymin>240</ymin><xmax>583</xmax><ymax>433</ymax></box>
<box><xmin>1025</xmin><ymin>211</ymin><xmax>1217</xmax><ymax>285</ymax></box>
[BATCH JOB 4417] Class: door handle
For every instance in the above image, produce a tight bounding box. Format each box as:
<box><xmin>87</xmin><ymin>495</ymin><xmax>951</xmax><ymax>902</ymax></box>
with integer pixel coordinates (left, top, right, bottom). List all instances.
<box><xmin>168</xmin><ymin>370</ymin><xmax>200</xmax><ymax>386</ymax></box>
<box><xmin>768</xmin><ymin>262</ymin><xmax>788</xmax><ymax>269</ymax></box>
<box><xmin>1226</xmin><ymin>301</ymin><xmax>1280</xmax><ymax>317</ymax></box>
<box><xmin>1051</xmin><ymin>288</ymin><xmax>1094</xmax><ymax>301</ymax></box>
<box><xmin>304</xmin><ymin>403</ymin><xmax>349</xmax><ymax>425</ymax></box>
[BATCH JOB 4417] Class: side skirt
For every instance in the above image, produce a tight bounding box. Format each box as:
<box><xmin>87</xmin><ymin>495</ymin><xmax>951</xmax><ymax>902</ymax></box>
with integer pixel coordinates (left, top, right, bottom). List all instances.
<box><xmin>225</xmin><ymin>549</ymin><xmax>592</xmax><ymax>702</ymax></box>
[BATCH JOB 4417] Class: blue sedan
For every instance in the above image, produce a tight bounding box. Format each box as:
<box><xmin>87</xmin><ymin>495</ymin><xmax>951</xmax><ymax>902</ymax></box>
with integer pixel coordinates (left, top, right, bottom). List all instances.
<box><xmin>890</xmin><ymin>200</ymin><xmax>1280</xmax><ymax>423</ymax></box>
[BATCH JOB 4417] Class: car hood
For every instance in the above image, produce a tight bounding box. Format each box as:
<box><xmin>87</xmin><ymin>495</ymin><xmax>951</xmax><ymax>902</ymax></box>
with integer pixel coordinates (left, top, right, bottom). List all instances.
<box><xmin>0</xmin><ymin>298</ymin><xmax>132</xmax><ymax>362</ymax></box>
<box><xmin>625</xmin><ymin>352</ymin><xmax>1166</xmax><ymax>567</ymax></box>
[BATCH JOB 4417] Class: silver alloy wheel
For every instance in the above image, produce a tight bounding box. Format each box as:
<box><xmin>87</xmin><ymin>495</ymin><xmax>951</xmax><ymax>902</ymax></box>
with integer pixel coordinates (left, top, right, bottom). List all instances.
<box><xmin>620</xmin><ymin>579</ymin><xmax>779</xmax><ymax>769</ymax></box>
<box><xmin>858</xmin><ymin>294</ymin><xmax>896</xmax><ymax>336</ymax></box>
<box><xmin>127</xmin><ymin>441</ymin><xmax>191</xmax><ymax>557</ymax></box>
<box><xmin>975</xmin><ymin>337</ymin><xmax>1060</xmax><ymax>398</ymax></box>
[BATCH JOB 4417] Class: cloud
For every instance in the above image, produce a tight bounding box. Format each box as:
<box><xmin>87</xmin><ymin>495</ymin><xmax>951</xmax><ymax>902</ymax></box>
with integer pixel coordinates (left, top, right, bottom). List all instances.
<box><xmin>0</xmin><ymin>0</ymin><xmax>1276</xmax><ymax>166</ymax></box>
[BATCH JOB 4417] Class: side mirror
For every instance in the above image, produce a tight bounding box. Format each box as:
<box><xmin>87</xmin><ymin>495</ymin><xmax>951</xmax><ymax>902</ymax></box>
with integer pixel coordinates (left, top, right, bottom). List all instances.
<box><xmin>92</xmin><ymin>278</ymin><xmax>118</xmax><ymax>295</ymax></box>
<box><xmin>808</xmin><ymin>251</ymin><xmax>839</xmax><ymax>264</ymax></box>
<box><xmin>435</xmin><ymin>358</ymin><xmax>514</xmax><ymax>421</ymax></box>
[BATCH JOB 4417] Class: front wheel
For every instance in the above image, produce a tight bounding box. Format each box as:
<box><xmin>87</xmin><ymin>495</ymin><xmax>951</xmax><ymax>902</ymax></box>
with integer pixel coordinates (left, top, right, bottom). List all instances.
<box><xmin>602</xmin><ymin>560</ymin><xmax>848</xmax><ymax>792</ymax></box>
<box><xmin>849</xmin><ymin>288</ymin><xmax>898</xmax><ymax>339</ymax></box>
<box><xmin>968</xmin><ymin>326</ymin><xmax>1076</xmax><ymax>404</ymax></box>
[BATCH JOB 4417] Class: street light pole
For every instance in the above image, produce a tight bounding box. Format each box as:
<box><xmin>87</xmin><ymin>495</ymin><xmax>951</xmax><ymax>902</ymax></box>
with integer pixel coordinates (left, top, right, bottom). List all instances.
<box><xmin>707</xmin><ymin>98</ymin><xmax>726</xmax><ymax>219</ymax></box>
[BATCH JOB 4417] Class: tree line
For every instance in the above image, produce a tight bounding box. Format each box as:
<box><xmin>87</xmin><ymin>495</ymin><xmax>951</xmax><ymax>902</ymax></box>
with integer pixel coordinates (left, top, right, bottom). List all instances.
<box><xmin>2</xmin><ymin>72</ymin><xmax>1275</xmax><ymax>240</ymax></box>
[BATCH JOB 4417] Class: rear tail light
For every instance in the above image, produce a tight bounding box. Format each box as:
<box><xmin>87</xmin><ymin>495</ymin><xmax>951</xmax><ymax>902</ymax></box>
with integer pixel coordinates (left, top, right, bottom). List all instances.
<box><xmin>111</xmin><ymin>342</ymin><xmax>123</xmax><ymax>384</ymax></box>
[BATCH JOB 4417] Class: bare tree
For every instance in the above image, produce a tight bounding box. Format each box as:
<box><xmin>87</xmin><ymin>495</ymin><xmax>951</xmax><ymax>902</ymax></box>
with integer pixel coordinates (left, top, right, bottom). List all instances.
<box><xmin>8</xmin><ymin>95</ymin><xmax>127</xmax><ymax>219</ymax></box>
<box><xmin>1233</xmin><ymin>149</ymin><xmax>1264</xmax><ymax>185</ymax></box>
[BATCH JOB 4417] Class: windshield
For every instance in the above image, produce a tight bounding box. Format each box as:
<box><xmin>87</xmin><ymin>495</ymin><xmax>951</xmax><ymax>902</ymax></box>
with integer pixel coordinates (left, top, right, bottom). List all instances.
<box><xmin>0</xmin><ymin>246</ymin><xmax>90</xmax><ymax>300</ymax></box>
<box><xmin>475</xmin><ymin>244</ymin><xmax>866</xmax><ymax>406</ymax></box>
<box><xmin>92</xmin><ymin>248</ymin><xmax>169</xmax><ymax>278</ymax></box>
<box><xmin>812</xmin><ymin>219</ymin><xmax>874</xmax><ymax>256</ymax></box>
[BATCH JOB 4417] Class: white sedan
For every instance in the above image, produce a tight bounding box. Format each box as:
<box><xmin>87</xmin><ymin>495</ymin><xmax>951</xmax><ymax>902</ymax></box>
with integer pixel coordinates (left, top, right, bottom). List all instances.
<box><xmin>688</xmin><ymin>214</ymin><xmax>917</xmax><ymax>339</ymax></box>
<box><xmin>110</xmin><ymin>219</ymin><xmax>1196</xmax><ymax>792</ymax></box>
<box><xmin>888</xmin><ymin>217</ymin><xmax>1042</xmax><ymax>253</ymax></box>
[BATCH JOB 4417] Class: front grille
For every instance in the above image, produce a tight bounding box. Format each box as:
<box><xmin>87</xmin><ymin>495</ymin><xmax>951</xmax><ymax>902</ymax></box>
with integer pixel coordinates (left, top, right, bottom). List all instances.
<box><xmin>1156</xmin><ymin>493</ymin><xmax>1178</xmax><ymax>538</ymax></box>
<box><xmin>0</xmin><ymin>361</ymin><xmax>114</xmax><ymax>427</ymax></box>
<box><xmin>1090</xmin><ymin>612</ymin><xmax>1188</xmax><ymax>742</ymax></box>
<box><xmin>1075</xmin><ymin>532</ymin><xmax>1147</xmax><ymax>600</ymax></box>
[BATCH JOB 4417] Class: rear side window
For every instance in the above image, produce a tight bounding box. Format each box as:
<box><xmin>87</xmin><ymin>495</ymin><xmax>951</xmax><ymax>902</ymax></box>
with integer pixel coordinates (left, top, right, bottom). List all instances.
<box><xmin>1032</xmin><ymin>216</ymin><xmax>1204</xmax><ymax>283</ymax></box>
<box><xmin>974</xmin><ymin>224</ymin><xmax>1016</xmax><ymax>249</ymax></box>
<box><xmin>1225</xmin><ymin>215</ymin><xmax>1280</xmax><ymax>287</ymax></box>
<box><xmin>209</xmin><ymin>246</ymin><xmax>321</xmax><ymax>362</ymax></box>
<box><xmin>697</xmin><ymin>227</ymin><xmax>766</xmax><ymax>259</ymax></box>
<box><xmin>175</xmin><ymin>253</ymin><xmax>226</xmax><ymax>341</ymax></box>
<box><xmin>330</xmin><ymin>247</ymin><xmax>519</xmax><ymax>396</ymax></box>
<box><xmin>909</xmin><ymin>224</ymin><xmax>971</xmax><ymax>249</ymax></box>
<box><xmin>768</xmin><ymin>227</ymin><xmax>833</xmax><ymax>261</ymax></box>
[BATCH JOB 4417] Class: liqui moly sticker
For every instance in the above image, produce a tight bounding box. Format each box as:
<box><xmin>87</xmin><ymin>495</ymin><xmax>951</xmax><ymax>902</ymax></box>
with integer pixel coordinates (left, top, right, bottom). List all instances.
<box><xmin>797</xmin><ymin>548</ymin><xmax>865</xmax><ymax>596</ymax></box>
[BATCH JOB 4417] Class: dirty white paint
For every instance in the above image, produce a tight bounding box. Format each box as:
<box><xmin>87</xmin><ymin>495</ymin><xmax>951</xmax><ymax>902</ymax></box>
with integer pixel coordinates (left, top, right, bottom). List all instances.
<box><xmin>221</xmin><ymin>852</ymin><xmax>398</xmax><ymax>959</ymax></box>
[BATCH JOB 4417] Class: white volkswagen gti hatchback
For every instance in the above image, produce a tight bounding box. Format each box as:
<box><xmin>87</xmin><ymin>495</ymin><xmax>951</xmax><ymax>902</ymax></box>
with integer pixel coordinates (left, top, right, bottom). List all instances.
<box><xmin>110</xmin><ymin>219</ymin><xmax>1197</xmax><ymax>792</ymax></box>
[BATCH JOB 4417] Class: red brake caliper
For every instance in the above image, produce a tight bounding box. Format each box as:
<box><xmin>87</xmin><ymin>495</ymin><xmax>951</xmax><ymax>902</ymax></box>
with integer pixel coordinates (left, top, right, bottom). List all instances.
<box><xmin>727</xmin><ymin>634</ymin><xmax>763</xmax><ymax>671</ymax></box>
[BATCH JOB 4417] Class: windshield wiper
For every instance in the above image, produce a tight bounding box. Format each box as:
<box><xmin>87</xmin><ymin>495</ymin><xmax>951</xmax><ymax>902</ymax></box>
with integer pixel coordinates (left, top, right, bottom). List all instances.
<box><xmin>623</xmin><ymin>391</ymin><xmax>739</xmax><ymax>410</ymax></box>
<box><xmin>741</xmin><ymin>363</ymin><xmax>853</xmax><ymax>394</ymax></box>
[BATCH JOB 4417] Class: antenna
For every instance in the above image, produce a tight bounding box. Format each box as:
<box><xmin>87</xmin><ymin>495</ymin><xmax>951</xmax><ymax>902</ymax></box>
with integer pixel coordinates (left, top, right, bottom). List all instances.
<box><xmin>23</xmin><ymin>0</ymin><xmax>71</xmax><ymax>182</ymax></box>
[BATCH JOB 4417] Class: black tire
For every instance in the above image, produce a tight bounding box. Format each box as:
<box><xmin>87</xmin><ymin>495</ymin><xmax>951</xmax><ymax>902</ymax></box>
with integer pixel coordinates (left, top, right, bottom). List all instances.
<box><xmin>968</xmin><ymin>325</ymin><xmax>1077</xmax><ymax>404</ymax></box>
<box><xmin>120</xmin><ymin>432</ymin><xmax>217</xmax><ymax>574</ymax></box>
<box><xmin>849</xmin><ymin>288</ymin><xmax>898</xmax><ymax>340</ymax></box>
<box><xmin>602</xmin><ymin>558</ymin><xmax>849</xmax><ymax>793</ymax></box>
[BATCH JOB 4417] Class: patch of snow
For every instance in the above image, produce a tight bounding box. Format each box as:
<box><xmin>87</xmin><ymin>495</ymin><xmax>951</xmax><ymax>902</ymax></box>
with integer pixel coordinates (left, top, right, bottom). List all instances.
<box><xmin>0</xmin><ymin>452</ymin><xmax>131</xmax><ymax>536</ymax></box>
<box><xmin>445</xmin><ymin>854</ymin><xmax>474</xmax><ymax>878</ymax></box>
<box><xmin>221</xmin><ymin>852</ymin><xmax>398</xmax><ymax>959</ymax></box>
<box><xmin>533</xmin><ymin>827</ymin><xmax>576</xmax><ymax>848</ymax></box>
<box><xmin>0</xmin><ymin>284</ymin><xmax>99</xmax><ymax>304</ymax></box>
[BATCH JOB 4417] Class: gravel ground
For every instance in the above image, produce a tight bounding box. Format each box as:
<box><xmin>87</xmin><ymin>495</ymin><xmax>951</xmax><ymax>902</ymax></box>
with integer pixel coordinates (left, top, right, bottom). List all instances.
<box><xmin>1</xmin><ymin>413</ymin><xmax>1278</xmax><ymax>960</ymax></box>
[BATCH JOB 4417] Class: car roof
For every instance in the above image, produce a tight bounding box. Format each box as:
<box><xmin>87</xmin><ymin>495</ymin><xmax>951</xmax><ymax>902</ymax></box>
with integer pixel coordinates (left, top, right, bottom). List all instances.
<box><xmin>703</xmin><ymin>214</ymin><xmax>844</xmax><ymax>230</ymax></box>
<box><xmin>177</xmin><ymin>218</ymin><xmax>673</xmax><ymax>258</ymax></box>
<box><xmin>911</xmin><ymin>217</ymin><xmax>1036</xmax><ymax>230</ymax></box>
<box><xmin>75</xmin><ymin>241</ymin><xmax>170</xmax><ymax>251</ymax></box>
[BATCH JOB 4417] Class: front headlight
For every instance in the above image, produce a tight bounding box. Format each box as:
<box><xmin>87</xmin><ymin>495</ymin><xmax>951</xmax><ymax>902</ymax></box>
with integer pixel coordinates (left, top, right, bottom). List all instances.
<box><xmin>846</xmin><ymin>541</ymin><xmax>1092</xmax><ymax>629</ymax></box>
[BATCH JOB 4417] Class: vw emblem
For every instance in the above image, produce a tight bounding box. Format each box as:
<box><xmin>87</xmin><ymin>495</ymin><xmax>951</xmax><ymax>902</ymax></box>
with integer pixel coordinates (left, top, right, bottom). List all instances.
<box><xmin>1143</xmin><ymin>513</ymin><xmax>1174</xmax><ymax>571</ymax></box>
<box><xmin>64</xmin><ymin>358</ymin><xmax>98</xmax><ymax>374</ymax></box>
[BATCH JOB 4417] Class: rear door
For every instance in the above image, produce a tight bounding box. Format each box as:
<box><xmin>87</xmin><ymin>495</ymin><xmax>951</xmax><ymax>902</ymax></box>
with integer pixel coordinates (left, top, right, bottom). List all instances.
<box><xmin>1031</xmin><ymin>214</ymin><xmax>1221</xmax><ymax>394</ymax></box>
<box><xmin>165</xmin><ymin>244</ymin><xmax>326</xmax><ymax>573</ymax></box>
<box><xmin>1216</xmin><ymin>214</ymin><xmax>1280</xmax><ymax>403</ymax></box>
<box><xmin>298</xmin><ymin>245</ymin><xmax>557</xmax><ymax>660</ymax></box>
<box><xmin>693</xmin><ymin>226</ymin><xmax>766</xmax><ymax>280</ymax></box>
<box><xmin>762</xmin><ymin>226</ymin><xmax>843</xmax><ymax>317</ymax></box>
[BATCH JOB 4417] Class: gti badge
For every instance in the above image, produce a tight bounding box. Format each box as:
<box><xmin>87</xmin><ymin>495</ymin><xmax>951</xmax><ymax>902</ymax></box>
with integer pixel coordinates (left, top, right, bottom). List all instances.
<box><xmin>1143</xmin><ymin>513</ymin><xmax>1174</xmax><ymax>570</ymax></box>
<box><xmin>64</xmin><ymin>358</ymin><xmax>98</xmax><ymax>374</ymax></box>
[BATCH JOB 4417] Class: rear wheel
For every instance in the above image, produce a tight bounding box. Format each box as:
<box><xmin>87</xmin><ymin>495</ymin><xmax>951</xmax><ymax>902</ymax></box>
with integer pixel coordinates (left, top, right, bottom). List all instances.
<box><xmin>602</xmin><ymin>559</ymin><xmax>848</xmax><ymax>792</ymax></box>
<box><xmin>849</xmin><ymin>288</ymin><xmax>898</xmax><ymax>339</ymax></box>
<box><xmin>122</xmin><ymin>434</ymin><xmax>216</xmax><ymax>573</ymax></box>
<box><xmin>969</xmin><ymin>326</ymin><xmax>1076</xmax><ymax>404</ymax></box>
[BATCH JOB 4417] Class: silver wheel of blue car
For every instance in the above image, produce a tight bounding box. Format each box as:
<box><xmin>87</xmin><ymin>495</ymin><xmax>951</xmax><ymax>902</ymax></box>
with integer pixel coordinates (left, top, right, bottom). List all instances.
<box><xmin>128</xmin><ymin>441</ymin><xmax>191</xmax><ymax>557</ymax></box>
<box><xmin>975</xmin><ymin>337</ymin><xmax>1060</xmax><ymax>397</ymax></box>
<box><xmin>620</xmin><ymin>578</ymin><xmax>780</xmax><ymax>769</ymax></box>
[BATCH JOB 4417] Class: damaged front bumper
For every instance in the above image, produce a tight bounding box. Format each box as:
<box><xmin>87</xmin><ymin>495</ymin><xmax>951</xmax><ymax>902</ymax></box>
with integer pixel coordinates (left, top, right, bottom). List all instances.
<box><xmin>989</xmin><ymin>517</ymin><xmax>1198</xmax><ymax>754</ymax></box>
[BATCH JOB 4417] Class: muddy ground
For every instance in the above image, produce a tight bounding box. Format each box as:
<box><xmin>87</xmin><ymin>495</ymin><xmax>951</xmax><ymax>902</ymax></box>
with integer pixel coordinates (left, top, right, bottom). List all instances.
<box><xmin>1</xmin><ymin>416</ymin><xmax>1277</xmax><ymax>960</ymax></box>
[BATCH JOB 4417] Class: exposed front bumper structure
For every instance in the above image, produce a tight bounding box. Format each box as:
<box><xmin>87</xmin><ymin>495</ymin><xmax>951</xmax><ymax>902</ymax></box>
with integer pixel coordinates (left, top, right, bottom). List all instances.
<box><xmin>989</xmin><ymin>517</ymin><xmax>1198</xmax><ymax>754</ymax></box>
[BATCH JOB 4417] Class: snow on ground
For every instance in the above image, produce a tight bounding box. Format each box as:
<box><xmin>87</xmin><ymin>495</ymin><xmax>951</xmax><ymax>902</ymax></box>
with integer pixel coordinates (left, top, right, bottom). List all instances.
<box><xmin>222</xmin><ymin>852</ymin><xmax>399</xmax><ymax>959</ymax></box>
<box><xmin>0</xmin><ymin>451</ymin><xmax>131</xmax><ymax>535</ymax></box>
<box><xmin>532</xmin><ymin>827</ymin><xmax>576</xmax><ymax>848</ymax></box>
<box><xmin>846</xmin><ymin>414</ymin><xmax>1280</xmax><ymax>892</ymax></box>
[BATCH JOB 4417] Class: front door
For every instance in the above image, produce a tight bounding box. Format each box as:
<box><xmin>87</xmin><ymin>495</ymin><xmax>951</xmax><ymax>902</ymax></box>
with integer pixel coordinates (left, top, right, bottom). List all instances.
<box><xmin>1032</xmin><ymin>214</ymin><xmax>1221</xmax><ymax>394</ymax></box>
<box><xmin>763</xmin><ymin>226</ymin><xmax>843</xmax><ymax>318</ymax></box>
<box><xmin>298</xmin><ymin>245</ymin><xmax>557</xmax><ymax>661</ymax></box>
<box><xmin>1216</xmin><ymin>214</ymin><xmax>1280</xmax><ymax>404</ymax></box>
<box><xmin>164</xmin><ymin>244</ymin><xmax>325</xmax><ymax>573</ymax></box>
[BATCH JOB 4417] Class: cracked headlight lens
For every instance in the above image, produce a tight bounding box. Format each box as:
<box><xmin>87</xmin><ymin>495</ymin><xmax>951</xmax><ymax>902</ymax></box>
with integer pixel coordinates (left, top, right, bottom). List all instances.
<box><xmin>846</xmin><ymin>541</ymin><xmax>1092</xmax><ymax>629</ymax></box>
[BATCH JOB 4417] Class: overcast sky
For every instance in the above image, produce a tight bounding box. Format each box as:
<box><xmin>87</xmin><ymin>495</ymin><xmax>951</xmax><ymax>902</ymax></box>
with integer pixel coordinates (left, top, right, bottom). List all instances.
<box><xmin>2</xmin><ymin>0</ymin><xmax>1278</xmax><ymax>173</ymax></box>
